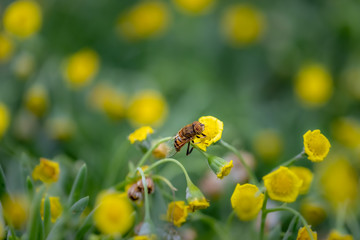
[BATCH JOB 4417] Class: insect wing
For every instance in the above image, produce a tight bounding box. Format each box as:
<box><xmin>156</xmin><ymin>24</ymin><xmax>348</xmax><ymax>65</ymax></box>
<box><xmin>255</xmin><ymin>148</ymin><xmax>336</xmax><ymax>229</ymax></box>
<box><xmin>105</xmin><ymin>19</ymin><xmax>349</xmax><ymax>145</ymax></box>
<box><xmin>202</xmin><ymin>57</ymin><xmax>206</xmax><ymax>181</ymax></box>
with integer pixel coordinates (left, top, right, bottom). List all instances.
<box><xmin>164</xmin><ymin>137</ymin><xmax>177</xmax><ymax>158</ymax></box>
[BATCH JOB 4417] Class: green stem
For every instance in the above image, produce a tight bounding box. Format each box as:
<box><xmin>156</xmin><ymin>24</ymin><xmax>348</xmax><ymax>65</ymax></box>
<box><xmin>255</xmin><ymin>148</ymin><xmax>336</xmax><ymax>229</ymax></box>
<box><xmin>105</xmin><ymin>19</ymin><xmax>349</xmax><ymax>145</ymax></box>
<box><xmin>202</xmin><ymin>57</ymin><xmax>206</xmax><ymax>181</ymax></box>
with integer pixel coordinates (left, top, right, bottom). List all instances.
<box><xmin>137</xmin><ymin>167</ymin><xmax>151</xmax><ymax>224</ymax></box>
<box><xmin>280</xmin><ymin>152</ymin><xmax>305</xmax><ymax>168</ymax></box>
<box><xmin>145</xmin><ymin>158</ymin><xmax>192</xmax><ymax>184</ymax></box>
<box><xmin>152</xmin><ymin>175</ymin><xmax>178</xmax><ymax>192</ymax></box>
<box><xmin>131</xmin><ymin>137</ymin><xmax>173</xmax><ymax>177</ymax></box>
<box><xmin>220</xmin><ymin>140</ymin><xmax>259</xmax><ymax>186</ymax></box>
<box><xmin>259</xmin><ymin>192</ymin><xmax>268</xmax><ymax>240</ymax></box>
<box><xmin>266</xmin><ymin>207</ymin><xmax>314</xmax><ymax>240</ymax></box>
<box><xmin>283</xmin><ymin>215</ymin><xmax>299</xmax><ymax>240</ymax></box>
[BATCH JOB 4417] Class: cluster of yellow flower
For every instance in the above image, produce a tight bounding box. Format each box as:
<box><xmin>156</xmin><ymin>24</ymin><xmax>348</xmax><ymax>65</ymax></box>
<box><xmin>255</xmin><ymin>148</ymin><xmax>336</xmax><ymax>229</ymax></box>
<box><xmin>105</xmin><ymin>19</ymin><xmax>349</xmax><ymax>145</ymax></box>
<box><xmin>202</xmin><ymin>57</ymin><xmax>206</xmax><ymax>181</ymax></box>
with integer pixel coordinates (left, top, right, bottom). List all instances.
<box><xmin>89</xmin><ymin>88</ymin><xmax>168</xmax><ymax>126</ymax></box>
<box><xmin>89</xmin><ymin>115</ymin><xmax>351</xmax><ymax>240</ymax></box>
<box><xmin>0</xmin><ymin>0</ymin><xmax>342</xmax><ymax>115</ymax></box>
<box><xmin>3</xmin><ymin>158</ymin><xmax>62</xmax><ymax>230</ymax></box>
<box><xmin>0</xmin><ymin>88</ymin><xmax>167</xmax><ymax>142</ymax></box>
<box><xmin>0</xmin><ymin>0</ymin><xmax>42</xmax><ymax>63</ymax></box>
<box><xmin>115</xmin><ymin>1</ymin><xmax>264</xmax><ymax>46</ymax></box>
<box><xmin>1</xmin><ymin>112</ymin><xmax>356</xmax><ymax>239</ymax></box>
<box><xmin>0</xmin><ymin>0</ymin><xmax>265</xmax><ymax>64</ymax></box>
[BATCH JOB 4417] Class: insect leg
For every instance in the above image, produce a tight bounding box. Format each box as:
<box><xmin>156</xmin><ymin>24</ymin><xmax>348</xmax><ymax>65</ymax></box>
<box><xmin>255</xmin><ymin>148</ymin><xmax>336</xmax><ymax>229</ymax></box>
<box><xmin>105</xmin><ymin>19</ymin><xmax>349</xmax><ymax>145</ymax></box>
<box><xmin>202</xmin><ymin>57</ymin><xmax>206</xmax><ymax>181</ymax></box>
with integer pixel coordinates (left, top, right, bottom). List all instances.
<box><xmin>188</xmin><ymin>146</ymin><xmax>194</xmax><ymax>154</ymax></box>
<box><xmin>186</xmin><ymin>142</ymin><xmax>191</xmax><ymax>155</ymax></box>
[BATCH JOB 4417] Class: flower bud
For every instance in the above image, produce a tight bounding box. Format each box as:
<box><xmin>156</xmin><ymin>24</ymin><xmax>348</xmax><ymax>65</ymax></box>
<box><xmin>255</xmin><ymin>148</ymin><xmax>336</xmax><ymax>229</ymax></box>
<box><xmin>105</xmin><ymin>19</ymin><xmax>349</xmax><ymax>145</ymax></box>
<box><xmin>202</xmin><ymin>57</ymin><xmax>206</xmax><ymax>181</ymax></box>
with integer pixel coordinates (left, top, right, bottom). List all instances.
<box><xmin>186</xmin><ymin>181</ymin><xmax>209</xmax><ymax>212</ymax></box>
<box><xmin>206</xmin><ymin>154</ymin><xmax>233</xmax><ymax>179</ymax></box>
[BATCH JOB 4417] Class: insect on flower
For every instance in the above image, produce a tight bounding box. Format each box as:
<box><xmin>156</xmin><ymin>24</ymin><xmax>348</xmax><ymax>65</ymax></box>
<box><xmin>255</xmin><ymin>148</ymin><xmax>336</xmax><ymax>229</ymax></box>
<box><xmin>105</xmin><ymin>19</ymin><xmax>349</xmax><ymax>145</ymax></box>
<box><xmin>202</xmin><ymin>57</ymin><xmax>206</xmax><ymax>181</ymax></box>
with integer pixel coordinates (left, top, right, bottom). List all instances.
<box><xmin>166</xmin><ymin>121</ymin><xmax>206</xmax><ymax>157</ymax></box>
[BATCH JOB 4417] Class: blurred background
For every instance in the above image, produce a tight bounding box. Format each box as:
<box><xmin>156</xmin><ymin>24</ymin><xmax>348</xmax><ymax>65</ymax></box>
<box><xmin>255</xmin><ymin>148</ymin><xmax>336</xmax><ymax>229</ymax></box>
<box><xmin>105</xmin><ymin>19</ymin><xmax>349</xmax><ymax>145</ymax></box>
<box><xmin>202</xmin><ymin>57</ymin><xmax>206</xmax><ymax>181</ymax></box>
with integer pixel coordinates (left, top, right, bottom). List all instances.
<box><xmin>1</xmin><ymin>0</ymin><xmax>360</xmax><ymax>239</ymax></box>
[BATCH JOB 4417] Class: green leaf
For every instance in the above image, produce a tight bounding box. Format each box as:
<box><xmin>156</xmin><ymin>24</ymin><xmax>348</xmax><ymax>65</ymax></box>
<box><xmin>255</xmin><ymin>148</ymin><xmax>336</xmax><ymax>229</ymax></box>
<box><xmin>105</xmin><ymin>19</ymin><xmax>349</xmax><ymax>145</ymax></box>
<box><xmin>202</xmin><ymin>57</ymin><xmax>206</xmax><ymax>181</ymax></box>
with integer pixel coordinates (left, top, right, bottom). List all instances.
<box><xmin>45</xmin><ymin>217</ymin><xmax>65</xmax><ymax>240</ymax></box>
<box><xmin>68</xmin><ymin>164</ymin><xmax>87</xmax><ymax>205</ymax></box>
<box><xmin>70</xmin><ymin>196</ymin><xmax>89</xmax><ymax>217</ymax></box>
<box><xmin>27</xmin><ymin>186</ymin><xmax>45</xmax><ymax>240</ymax></box>
<box><xmin>75</xmin><ymin>207</ymin><xmax>97</xmax><ymax>240</ymax></box>
<box><xmin>43</xmin><ymin>196</ymin><xmax>51</xmax><ymax>237</ymax></box>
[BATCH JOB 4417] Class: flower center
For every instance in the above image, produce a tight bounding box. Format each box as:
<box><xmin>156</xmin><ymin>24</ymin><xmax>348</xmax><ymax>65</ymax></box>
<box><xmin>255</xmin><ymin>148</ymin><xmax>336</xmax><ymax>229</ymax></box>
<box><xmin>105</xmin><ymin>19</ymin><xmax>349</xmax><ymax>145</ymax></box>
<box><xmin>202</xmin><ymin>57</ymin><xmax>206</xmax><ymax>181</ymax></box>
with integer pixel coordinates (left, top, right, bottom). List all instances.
<box><xmin>43</xmin><ymin>164</ymin><xmax>55</xmax><ymax>178</ymax></box>
<box><xmin>307</xmin><ymin>134</ymin><xmax>327</xmax><ymax>156</ymax></box>
<box><xmin>271</xmin><ymin>173</ymin><xmax>294</xmax><ymax>195</ymax></box>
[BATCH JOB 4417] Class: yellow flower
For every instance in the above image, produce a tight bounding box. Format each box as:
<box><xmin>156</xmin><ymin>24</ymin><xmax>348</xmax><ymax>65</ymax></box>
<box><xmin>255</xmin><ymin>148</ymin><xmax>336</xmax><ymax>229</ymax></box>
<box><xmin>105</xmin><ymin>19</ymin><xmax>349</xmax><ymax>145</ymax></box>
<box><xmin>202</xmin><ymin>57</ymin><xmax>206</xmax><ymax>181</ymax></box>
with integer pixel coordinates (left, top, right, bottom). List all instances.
<box><xmin>193</xmin><ymin>116</ymin><xmax>223</xmax><ymax>151</ymax></box>
<box><xmin>128</xmin><ymin>126</ymin><xmax>154</xmax><ymax>144</ymax></box>
<box><xmin>3</xmin><ymin>0</ymin><xmax>42</xmax><ymax>38</ymax></box>
<box><xmin>2</xmin><ymin>195</ymin><xmax>29</xmax><ymax>229</ymax></box>
<box><xmin>295</xmin><ymin>64</ymin><xmax>333</xmax><ymax>107</ymax></box>
<box><xmin>186</xmin><ymin>181</ymin><xmax>209</xmax><ymax>212</ymax></box>
<box><xmin>89</xmin><ymin>84</ymin><xmax>126</xmax><ymax>120</ymax></box>
<box><xmin>303</xmin><ymin>130</ymin><xmax>331</xmax><ymax>162</ymax></box>
<box><xmin>64</xmin><ymin>49</ymin><xmax>99</xmax><ymax>89</ymax></box>
<box><xmin>0</xmin><ymin>33</ymin><xmax>14</xmax><ymax>62</ymax></box>
<box><xmin>253</xmin><ymin>129</ymin><xmax>283</xmax><ymax>162</ymax></box>
<box><xmin>173</xmin><ymin>0</ymin><xmax>214</xmax><ymax>15</ymax></box>
<box><xmin>46</xmin><ymin>116</ymin><xmax>75</xmax><ymax>140</ymax></box>
<box><xmin>187</xmin><ymin>198</ymin><xmax>209</xmax><ymax>212</ymax></box>
<box><xmin>332</xmin><ymin>118</ymin><xmax>360</xmax><ymax>149</ymax></box>
<box><xmin>32</xmin><ymin>158</ymin><xmax>60</xmax><ymax>183</ymax></box>
<box><xmin>263</xmin><ymin>166</ymin><xmax>303</xmax><ymax>203</ymax></box>
<box><xmin>40</xmin><ymin>196</ymin><xmax>63</xmax><ymax>223</ymax></box>
<box><xmin>117</xmin><ymin>1</ymin><xmax>170</xmax><ymax>41</ymax></box>
<box><xmin>300</xmin><ymin>201</ymin><xmax>326</xmax><ymax>226</ymax></box>
<box><xmin>327</xmin><ymin>230</ymin><xmax>353</xmax><ymax>240</ymax></box>
<box><xmin>0</xmin><ymin>103</ymin><xmax>10</xmax><ymax>139</ymax></box>
<box><xmin>320</xmin><ymin>157</ymin><xmax>358</xmax><ymax>208</ymax></box>
<box><xmin>94</xmin><ymin>191</ymin><xmax>135</xmax><ymax>236</ymax></box>
<box><xmin>206</xmin><ymin>155</ymin><xmax>233</xmax><ymax>179</ymax></box>
<box><xmin>127</xmin><ymin>90</ymin><xmax>168</xmax><ymax>127</ymax></box>
<box><xmin>24</xmin><ymin>85</ymin><xmax>49</xmax><ymax>117</ymax></box>
<box><xmin>289</xmin><ymin>166</ymin><xmax>313</xmax><ymax>194</ymax></box>
<box><xmin>166</xmin><ymin>201</ymin><xmax>188</xmax><ymax>227</ymax></box>
<box><xmin>231</xmin><ymin>184</ymin><xmax>264</xmax><ymax>221</ymax></box>
<box><xmin>297</xmin><ymin>226</ymin><xmax>317</xmax><ymax>240</ymax></box>
<box><xmin>221</xmin><ymin>4</ymin><xmax>265</xmax><ymax>47</ymax></box>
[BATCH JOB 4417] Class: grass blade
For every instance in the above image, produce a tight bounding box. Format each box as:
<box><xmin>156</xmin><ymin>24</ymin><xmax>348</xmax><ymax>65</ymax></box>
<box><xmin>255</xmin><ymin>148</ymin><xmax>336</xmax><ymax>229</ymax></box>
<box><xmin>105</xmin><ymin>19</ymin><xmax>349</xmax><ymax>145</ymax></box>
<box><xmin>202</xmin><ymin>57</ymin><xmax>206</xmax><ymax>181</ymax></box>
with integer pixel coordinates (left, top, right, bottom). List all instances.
<box><xmin>43</xmin><ymin>196</ymin><xmax>51</xmax><ymax>237</ymax></box>
<box><xmin>70</xmin><ymin>196</ymin><xmax>89</xmax><ymax>217</ymax></box>
<box><xmin>27</xmin><ymin>186</ymin><xmax>45</xmax><ymax>240</ymax></box>
<box><xmin>68</xmin><ymin>164</ymin><xmax>87</xmax><ymax>205</ymax></box>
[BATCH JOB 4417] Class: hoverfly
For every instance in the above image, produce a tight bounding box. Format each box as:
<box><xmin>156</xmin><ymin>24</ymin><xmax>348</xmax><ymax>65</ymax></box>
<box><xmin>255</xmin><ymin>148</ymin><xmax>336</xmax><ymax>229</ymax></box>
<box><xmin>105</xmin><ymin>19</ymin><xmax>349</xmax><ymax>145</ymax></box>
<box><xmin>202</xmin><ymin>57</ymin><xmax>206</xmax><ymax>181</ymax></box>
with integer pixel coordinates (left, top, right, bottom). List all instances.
<box><xmin>165</xmin><ymin>121</ymin><xmax>206</xmax><ymax>157</ymax></box>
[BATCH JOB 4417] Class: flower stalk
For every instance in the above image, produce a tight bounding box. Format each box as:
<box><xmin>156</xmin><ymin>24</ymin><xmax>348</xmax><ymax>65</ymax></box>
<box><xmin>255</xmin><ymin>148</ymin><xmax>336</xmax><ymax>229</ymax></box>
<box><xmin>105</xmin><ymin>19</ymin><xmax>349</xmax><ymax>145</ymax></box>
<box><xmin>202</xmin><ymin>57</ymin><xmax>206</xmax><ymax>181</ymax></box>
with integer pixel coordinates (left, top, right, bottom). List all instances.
<box><xmin>281</xmin><ymin>151</ymin><xmax>306</xmax><ymax>168</ymax></box>
<box><xmin>266</xmin><ymin>207</ymin><xmax>314</xmax><ymax>240</ymax></box>
<box><xmin>130</xmin><ymin>136</ymin><xmax>173</xmax><ymax>178</ymax></box>
<box><xmin>259</xmin><ymin>192</ymin><xmax>268</xmax><ymax>240</ymax></box>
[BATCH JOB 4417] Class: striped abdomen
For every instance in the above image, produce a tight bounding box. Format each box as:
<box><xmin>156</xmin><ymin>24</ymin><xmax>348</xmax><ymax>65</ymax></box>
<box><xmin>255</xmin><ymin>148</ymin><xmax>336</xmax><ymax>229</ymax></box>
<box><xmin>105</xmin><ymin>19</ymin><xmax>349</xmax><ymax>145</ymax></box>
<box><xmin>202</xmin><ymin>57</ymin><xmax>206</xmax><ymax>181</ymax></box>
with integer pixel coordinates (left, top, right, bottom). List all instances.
<box><xmin>174</xmin><ymin>123</ymin><xmax>196</xmax><ymax>152</ymax></box>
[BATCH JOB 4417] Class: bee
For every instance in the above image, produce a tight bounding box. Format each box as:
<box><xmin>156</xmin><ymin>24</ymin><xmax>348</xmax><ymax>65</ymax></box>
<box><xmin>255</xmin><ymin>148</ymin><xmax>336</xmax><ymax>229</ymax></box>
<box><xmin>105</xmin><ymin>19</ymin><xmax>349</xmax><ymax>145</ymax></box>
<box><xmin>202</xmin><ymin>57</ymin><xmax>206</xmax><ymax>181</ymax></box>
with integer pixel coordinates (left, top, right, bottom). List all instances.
<box><xmin>172</xmin><ymin>121</ymin><xmax>206</xmax><ymax>155</ymax></box>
